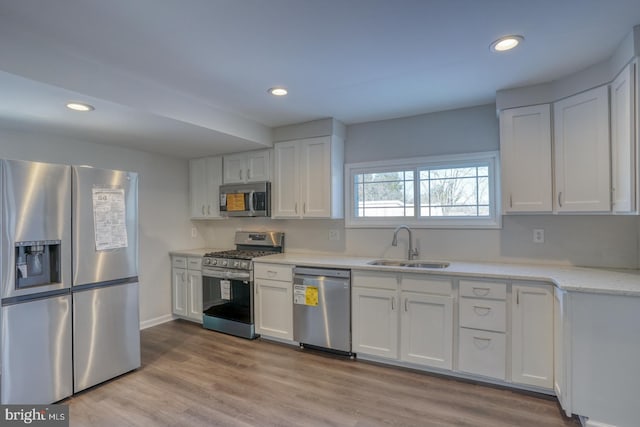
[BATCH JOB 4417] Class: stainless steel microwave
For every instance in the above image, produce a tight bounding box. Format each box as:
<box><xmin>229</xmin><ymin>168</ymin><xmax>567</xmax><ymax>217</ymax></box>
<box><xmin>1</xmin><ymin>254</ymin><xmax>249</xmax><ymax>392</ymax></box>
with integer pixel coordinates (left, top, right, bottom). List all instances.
<box><xmin>219</xmin><ymin>181</ymin><xmax>271</xmax><ymax>217</ymax></box>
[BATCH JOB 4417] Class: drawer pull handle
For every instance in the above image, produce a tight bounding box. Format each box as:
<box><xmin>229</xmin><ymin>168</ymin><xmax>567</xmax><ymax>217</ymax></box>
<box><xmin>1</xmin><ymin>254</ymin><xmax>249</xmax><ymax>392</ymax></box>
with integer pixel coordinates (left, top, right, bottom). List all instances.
<box><xmin>267</xmin><ymin>270</ymin><xmax>277</xmax><ymax>277</ymax></box>
<box><xmin>472</xmin><ymin>287</ymin><xmax>491</xmax><ymax>296</ymax></box>
<box><xmin>473</xmin><ymin>306</ymin><xmax>492</xmax><ymax>316</ymax></box>
<box><xmin>473</xmin><ymin>336</ymin><xmax>491</xmax><ymax>349</ymax></box>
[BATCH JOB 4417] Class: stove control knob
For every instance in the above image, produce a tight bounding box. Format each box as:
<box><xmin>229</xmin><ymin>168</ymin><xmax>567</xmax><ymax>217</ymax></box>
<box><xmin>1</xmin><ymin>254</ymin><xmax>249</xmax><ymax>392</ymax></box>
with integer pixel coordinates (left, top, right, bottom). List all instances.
<box><xmin>210</xmin><ymin>259</ymin><xmax>217</xmax><ymax>266</ymax></box>
<box><xmin>221</xmin><ymin>259</ymin><xmax>228</xmax><ymax>267</ymax></box>
<box><xmin>203</xmin><ymin>258</ymin><xmax>210</xmax><ymax>266</ymax></box>
<box><xmin>232</xmin><ymin>260</ymin><xmax>241</xmax><ymax>268</ymax></box>
<box><xmin>240</xmin><ymin>261</ymin><xmax>250</xmax><ymax>269</ymax></box>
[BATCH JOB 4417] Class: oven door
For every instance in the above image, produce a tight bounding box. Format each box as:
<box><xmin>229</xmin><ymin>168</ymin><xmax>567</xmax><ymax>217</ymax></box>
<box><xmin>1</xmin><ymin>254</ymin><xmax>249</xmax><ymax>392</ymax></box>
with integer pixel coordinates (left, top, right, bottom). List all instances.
<box><xmin>202</xmin><ymin>268</ymin><xmax>253</xmax><ymax>325</ymax></box>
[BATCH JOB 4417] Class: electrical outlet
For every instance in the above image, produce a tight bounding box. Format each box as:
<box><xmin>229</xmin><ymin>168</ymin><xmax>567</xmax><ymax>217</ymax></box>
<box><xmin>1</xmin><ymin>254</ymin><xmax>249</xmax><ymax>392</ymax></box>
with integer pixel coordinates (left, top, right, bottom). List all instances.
<box><xmin>533</xmin><ymin>228</ymin><xmax>544</xmax><ymax>243</ymax></box>
<box><xmin>191</xmin><ymin>227</ymin><xmax>197</xmax><ymax>238</ymax></box>
<box><xmin>328</xmin><ymin>229</ymin><xmax>340</xmax><ymax>241</ymax></box>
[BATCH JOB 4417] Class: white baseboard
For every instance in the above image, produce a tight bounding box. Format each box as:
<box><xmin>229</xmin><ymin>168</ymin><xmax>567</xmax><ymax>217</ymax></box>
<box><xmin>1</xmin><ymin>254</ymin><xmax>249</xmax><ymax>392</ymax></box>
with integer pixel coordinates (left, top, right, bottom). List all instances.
<box><xmin>580</xmin><ymin>416</ymin><xmax>617</xmax><ymax>427</ymax></box>
<box><xmin>140</xmin><ymin>314</ymin><xmax>174</xmax><ymax>330</ymax></box>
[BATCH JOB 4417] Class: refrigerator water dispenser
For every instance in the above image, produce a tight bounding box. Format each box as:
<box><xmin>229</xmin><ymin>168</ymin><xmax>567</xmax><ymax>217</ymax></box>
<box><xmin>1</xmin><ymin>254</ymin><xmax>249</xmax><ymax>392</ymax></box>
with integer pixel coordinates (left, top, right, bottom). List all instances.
<box><xmin>15</xmin><ymin>240</ymin><xmax>61</xmax><ymax>289</ymax></box>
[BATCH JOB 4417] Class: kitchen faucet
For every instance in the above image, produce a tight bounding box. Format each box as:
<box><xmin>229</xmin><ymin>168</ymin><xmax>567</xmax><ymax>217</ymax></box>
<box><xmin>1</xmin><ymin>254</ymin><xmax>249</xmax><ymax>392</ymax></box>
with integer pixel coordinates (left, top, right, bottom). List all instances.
<box><xmin>392</xmin><ymin>225</ymin><xmax>419</xmax><ymax>260</ymax></box>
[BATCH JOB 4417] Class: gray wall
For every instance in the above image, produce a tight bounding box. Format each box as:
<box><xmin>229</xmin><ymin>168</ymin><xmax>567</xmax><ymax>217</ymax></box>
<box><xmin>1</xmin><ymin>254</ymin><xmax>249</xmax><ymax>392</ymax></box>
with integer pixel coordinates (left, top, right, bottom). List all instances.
<box><xmin>346</xmin><ymin>104</ymin><xmax>499</xmax><ymax>163</ymax></box>
<box><xmin>201</xmin><ymin>103</ymin><xmax>639</xmax><ymax>269</ymax></box>
<box><xmin>0</xmin><ymin>127</ymin><xmax>201</xmax><ymax>327</ymax></box>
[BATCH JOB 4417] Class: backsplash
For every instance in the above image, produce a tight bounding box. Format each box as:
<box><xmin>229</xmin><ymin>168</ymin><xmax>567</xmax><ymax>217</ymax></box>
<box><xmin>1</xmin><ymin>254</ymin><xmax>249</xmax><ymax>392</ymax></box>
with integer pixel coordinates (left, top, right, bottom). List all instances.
<box><xmin>195</xmin><ymin>215</ymin><xmax>640</xmax><ymax>269</ymax></box>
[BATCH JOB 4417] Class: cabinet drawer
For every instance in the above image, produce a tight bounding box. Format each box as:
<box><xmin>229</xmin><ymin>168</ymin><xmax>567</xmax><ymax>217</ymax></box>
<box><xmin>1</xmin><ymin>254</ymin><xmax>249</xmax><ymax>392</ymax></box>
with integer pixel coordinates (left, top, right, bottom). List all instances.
<box><xmin>254</xmin><ymin>263</ymin><xmax>293</xmax><ymax>282</ymax></box>
<box><xmin>459</xmin><ymin>280</ymin><xmax>507</xmax><ymax>300</ymax></box>
<box><xmin>352</xmin><ymin>270</ymin><xmax>398</xmax><ymax>290</ymax></box>
<box><xmin>187</xmin><ymin>257</ymin><xmax>202</xmax><ymax>270</ymax></box>
<box><xmin>458</xmin><ymin>327</ymin><xmax>506</xmax><ymax>380</ymax></box>
<box><xmin>172</xmin><ymin>256</ymin><xmax>187</xmax><ymax>269</ymax></box>
<box><xmin>401</xmin><ymin>274</ymin><xmax>452</xmax><ymax>295</ymax></box>
<box><xmin>459</xmin><ymin>298</ymin><xmax>506</xmax><ymax>332</ymax></box>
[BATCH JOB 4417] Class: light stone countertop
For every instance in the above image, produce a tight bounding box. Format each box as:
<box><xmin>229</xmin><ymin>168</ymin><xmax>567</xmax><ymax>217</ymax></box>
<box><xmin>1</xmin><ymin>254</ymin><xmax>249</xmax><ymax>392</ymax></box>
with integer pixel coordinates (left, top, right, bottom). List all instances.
<box><xmin>253</xmin><ymin>253</ymin><xmax>640</xmax><ymax>296</ymax></box>
<box><xmin>169</xmin><ymin>247</ymin><xmax>230</xmax><ymax>257</ymax></box>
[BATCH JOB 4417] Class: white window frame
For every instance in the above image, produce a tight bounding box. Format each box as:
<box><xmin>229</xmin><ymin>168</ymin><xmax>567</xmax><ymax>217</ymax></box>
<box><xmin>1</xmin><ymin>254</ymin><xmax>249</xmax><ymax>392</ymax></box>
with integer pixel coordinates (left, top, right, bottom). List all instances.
<box><xmin>345</xmin><ymin>151</ymin><xmax>501</xmax><ymax>229</ymax></box>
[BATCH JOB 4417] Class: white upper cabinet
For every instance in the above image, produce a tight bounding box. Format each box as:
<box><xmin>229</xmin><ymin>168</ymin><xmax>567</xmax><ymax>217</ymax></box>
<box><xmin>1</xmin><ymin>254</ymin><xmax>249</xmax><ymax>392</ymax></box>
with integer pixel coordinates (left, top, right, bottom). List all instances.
<box><xmin>189</xmin><ymin>156</ymin><xmax>223</xmax><ymax>219</ymax></box>
<box><xmin>500</xmin><ymin>104</ymin><xmax>553</xmax><ymax>213</ymax></box>
<box><xmin>223</xmin><ymin>149</ymin><xmax>271</xmax><ymax>184</ymax></box>
<box><xmin>273</xmin><ymin>136</ymin><xmax>344</xmax><ymax>219</ymax></box>
<box><xmin>553</xmin><ymin>85</ymin><xmax>611</xmax><ymax>212</ymax></box>
<box><xmin>611</xmin><ymin>63</ymin><xmax>636</xmax><ymax>213</ymax></box>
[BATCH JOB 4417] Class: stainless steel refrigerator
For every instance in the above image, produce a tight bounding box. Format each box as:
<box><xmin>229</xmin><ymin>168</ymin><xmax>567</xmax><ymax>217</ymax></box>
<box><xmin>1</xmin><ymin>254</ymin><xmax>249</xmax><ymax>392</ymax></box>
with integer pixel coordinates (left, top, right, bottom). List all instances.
<box><xmin>1</xmin><ymin>159</ymin><xmax>73</xmax><ymax>404</ymax></box>
<box><xmin>0</xmin><ymin>160</ymin><xmax>140</xmax><ymax>404</ymax></box>
<box><xmin>71</xmin><ymin>165</ymin><xmax>140</xmax><ymax>393</ymax></box>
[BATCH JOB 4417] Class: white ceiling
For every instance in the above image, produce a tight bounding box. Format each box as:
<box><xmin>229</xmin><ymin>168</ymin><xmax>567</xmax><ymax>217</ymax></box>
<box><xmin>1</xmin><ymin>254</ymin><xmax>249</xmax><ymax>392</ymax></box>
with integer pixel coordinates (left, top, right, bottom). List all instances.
<box><xmin>1</xmin><ymin>0</ymin><xmax>639</xmax><ymax>159</ymax></box>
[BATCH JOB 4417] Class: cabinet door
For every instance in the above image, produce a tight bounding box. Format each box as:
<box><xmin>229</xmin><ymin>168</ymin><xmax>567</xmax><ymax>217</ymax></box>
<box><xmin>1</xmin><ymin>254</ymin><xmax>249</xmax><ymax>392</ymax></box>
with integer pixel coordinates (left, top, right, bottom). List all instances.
<box><xmin>187</xmin><ymin>270</ymin><xmax>203</xmax><ymax>323</ymax></box>
<box><xmin>300</xmin><ymin>136</ymin><xmax>332</xmax><ymax>218</ymax></box>
<box><xmin>223</xmin><ymin>153</ymin><xmax>246</xmax><ymax>184</ymax></box>
<box><xmin>172</xmin><ymin>267</ymin><xmax>187</xmax><ymax>317</ymax></box>
<box><xmin>511</xmin><ymin>283</ymin><xmax>554</xmax><ymax>389</ymax></box>
<box><xmin>611</xmin><ymin>63</ymin><xmax>636</xmax><ymax>213</ymax></box>
<box><xmin>554</xmin><ymin>85</ymin><xmax>611</xmax><ymax>212</ymax></box>
<box><xmin>500</xmin><ymin>105</ymin><xmax>552</xmax><ymax>212</ymax></box>
<box><xmin>246</xmin><ymin>150</ymin><xmax>271</xmax><ymax>182</ymax></box>
<box><xmin>400</xmin><ymin>292</ymin><xmax>453</xmax><ymax>370</ymax></box>
<box><xmin>352</xmin><ymin>287</ymin><xmax>398</xmax><ymax>359</ymax></box>
<box><xmin>553</xmin><ymin>288</ymin><xmax>571</xmax><ymax>416</ymax></box>
<box><xmin>273</xmin><ymin>142</ymin><xmax>300</xmax><ymax>218</ymax></box>
<box><xmin>189</xmin><ymin>158</ymin><xmax>208</xmax><ymax>218</ymax></box>
<box><xmin>255</xmin><ymin>279</ymin><xmax>293</xmax><ymax>340</ymax></box>
<box><xmin>204</xmin><ymin>156</ymin><xmax>222</xmax><ymax>218</ymax></box>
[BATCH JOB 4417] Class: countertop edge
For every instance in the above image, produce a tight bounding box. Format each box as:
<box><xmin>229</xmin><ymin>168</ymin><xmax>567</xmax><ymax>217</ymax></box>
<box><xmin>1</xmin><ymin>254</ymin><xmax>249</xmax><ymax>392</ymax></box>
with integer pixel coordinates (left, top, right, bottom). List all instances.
<box><xmin>252</xmin><ymin>253</ymin><xmax>640</xmax><ymax>297</ymax></box>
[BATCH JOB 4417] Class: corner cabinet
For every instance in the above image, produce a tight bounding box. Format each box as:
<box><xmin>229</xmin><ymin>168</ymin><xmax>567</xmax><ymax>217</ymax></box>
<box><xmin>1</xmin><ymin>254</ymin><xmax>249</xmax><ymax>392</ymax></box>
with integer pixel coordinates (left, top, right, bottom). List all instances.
<box><xmin>223</xmin><ymin>149</ymin><xmax>271</xmax><ymax>184</ymax></box>
<box><xmin>171</xmin><ymin>256</ymin><xmax>203</xmax><ymax>323</ymax></box>
<box><xmin>610</xmin><ymin>62</ymin><xmax>636</xmax><ymax>213</ymax></box>
<box><xmin>554</xmin><ymin>85</ymin><xmax>611</xmax><ymax>212</ymax></box>
<box><xmin>189</xmin><ymin>156</ymin><xmax>223</xmax><ymax>219</ymax></box>
<box><xmin>499</xmin><ymin>104</ymin><xmax>553</xmax><ymax>213</ymax></box>
<box><xmin>273</xmin><ymin>136</ymin><xmax>344</xmax><ymax>219</ymax></box>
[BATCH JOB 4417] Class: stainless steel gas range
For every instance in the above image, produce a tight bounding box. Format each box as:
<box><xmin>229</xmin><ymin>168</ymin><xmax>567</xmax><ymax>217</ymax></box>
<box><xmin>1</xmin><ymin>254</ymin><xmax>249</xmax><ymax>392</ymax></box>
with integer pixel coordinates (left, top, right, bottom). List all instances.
<box><xmin>202</xmin><ymin>231</ymin><xmax>284</xmax><ymax>339</ymax></box>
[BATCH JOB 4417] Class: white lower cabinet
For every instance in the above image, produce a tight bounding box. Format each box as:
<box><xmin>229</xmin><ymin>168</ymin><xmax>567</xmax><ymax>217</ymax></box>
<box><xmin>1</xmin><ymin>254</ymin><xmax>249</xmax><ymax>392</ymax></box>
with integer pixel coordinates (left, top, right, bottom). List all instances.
<box><xmin>171</xmin><ymin>256</ymin><xmax>203</xmax><ymax>323</ymax></box>
<box><xmin>458</xmin><ymin>280</ymin><xmax>507</xmax><ymax>380</ymax></box>
<box><xmin>458</xmin><ymin>328</ymin><xmax>506</xmax><ymax>380</ymax></box>
<box><xmin>172</xmin><ymin>267</ymin><xmax>187</xmax><ymax>317</ymax></box>
<box><xmin>511</xmin><ymin>283</ymin><xmax>554</xmax><ymax>389</ymax></box>
<box><xmin>254</xmin><ymin>263</ymin><xmax>293</xmax><ymax>341</ymax></box>
<box><xmin>352</xmin><ymin>271</ymin><xmax>454</xmax><ymax>370</ymax></box>
<box><xmin>352</xmin><ymin>287</ymin><xmax>398</xmax><ymax>358</ymax></box>
<box><xmin>400</xmin><ymin>292</ymin><xmax>453</xmax><ymax>369</ymax></box>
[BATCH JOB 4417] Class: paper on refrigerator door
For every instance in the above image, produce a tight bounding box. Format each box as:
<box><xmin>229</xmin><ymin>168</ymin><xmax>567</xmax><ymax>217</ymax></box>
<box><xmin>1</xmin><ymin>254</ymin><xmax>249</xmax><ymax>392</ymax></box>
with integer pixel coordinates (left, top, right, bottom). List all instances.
<box><xmin>221</xmin><ymin>280</ymin><xmax>231</xmax><ymax>300</ymax></box>
<box><xmin>92</xmin><ymin>187</ymin><xmax>128</xmax><ymax>251</ymax></box>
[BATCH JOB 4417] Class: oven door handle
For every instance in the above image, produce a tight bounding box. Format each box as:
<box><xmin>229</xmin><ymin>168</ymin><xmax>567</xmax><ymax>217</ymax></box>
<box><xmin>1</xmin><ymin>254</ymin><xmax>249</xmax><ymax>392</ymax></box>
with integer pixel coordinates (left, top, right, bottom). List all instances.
<box><xmin>203</xmin><ymin>269</ymin><xmax>251</xmax><ymax>281</ymax></box>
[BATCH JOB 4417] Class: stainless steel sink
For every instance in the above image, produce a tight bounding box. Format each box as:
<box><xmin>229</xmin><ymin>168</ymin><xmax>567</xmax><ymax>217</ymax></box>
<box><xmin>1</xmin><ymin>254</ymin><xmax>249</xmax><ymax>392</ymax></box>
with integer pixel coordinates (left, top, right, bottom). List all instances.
<box><xmin>368</xmin><ymin>259</ymin><xmax>450</xmax><ymax>269</ymax></box>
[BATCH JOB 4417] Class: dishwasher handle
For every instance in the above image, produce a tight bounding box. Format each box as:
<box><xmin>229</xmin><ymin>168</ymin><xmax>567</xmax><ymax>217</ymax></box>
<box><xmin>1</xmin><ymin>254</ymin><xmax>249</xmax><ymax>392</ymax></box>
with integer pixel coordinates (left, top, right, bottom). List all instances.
<box><xmin>293</xmin><ymin>266</ymin><xmax>350</xmax><ymax>279</ymax></box>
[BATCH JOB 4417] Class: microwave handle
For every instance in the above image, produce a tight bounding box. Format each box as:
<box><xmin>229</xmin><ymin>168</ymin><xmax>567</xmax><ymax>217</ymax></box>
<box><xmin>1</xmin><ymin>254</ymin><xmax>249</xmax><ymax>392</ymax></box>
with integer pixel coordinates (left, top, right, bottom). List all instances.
<box><xmin>248</xmin><ymin>190</ymin><xmax>256</xmax><ymax>216</ymax></box>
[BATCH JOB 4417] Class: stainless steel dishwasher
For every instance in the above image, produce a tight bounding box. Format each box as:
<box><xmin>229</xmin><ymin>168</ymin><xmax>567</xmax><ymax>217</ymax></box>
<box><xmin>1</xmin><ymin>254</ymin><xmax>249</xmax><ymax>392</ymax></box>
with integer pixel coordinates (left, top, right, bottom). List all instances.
<box><xmin>293</xmin><ymin>267</ymin><xmax>352</xmax><ymax>355</ymax></box>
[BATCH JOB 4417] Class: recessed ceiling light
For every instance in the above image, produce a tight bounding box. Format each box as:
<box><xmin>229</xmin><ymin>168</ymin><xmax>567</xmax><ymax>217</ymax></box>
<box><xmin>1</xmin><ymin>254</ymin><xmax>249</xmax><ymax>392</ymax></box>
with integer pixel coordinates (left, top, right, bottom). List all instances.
<box><xmin>490</xmin><ymin>35</ymin><xmax>524</xmax><ymax>52</ymax></box>
<box><xmin>66</xmin><ymin>102</ymin><xmax>95</xmax><ymax>112</ymax></box>
<box><xmin>268</xmin><ymin>87</ymin><xmax>288</xmax><ymax>96</ymax></box>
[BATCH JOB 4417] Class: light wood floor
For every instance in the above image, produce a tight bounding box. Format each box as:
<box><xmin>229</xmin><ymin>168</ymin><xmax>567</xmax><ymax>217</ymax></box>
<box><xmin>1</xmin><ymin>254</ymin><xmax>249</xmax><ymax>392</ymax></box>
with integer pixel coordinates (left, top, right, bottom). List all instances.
<box><xmin>66</xmin><ymin>320</ymin><xmax>579</xmax><ymax>427</ymax></box>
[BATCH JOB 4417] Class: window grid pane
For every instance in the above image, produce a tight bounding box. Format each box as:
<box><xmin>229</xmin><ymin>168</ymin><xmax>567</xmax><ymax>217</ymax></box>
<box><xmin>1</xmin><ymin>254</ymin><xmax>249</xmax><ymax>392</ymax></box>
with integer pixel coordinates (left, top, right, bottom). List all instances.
<box><xmin>354</xmin><ymin>170</ymin><xmax>415</xmax><ymax>217</ymax></box>
<box><xmin>419</xmin><ymin>164</ymin><xmax>490</xmax><ymax>217</ymax></box>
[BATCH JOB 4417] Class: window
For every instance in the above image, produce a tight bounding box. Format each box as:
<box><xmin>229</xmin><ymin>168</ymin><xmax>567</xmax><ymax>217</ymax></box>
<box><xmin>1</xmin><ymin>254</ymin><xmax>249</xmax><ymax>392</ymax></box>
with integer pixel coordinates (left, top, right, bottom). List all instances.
<box><xmin>346</xmin><ymin>152</ymin><xmax>500</xmax><ymax>228</ymax></box>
